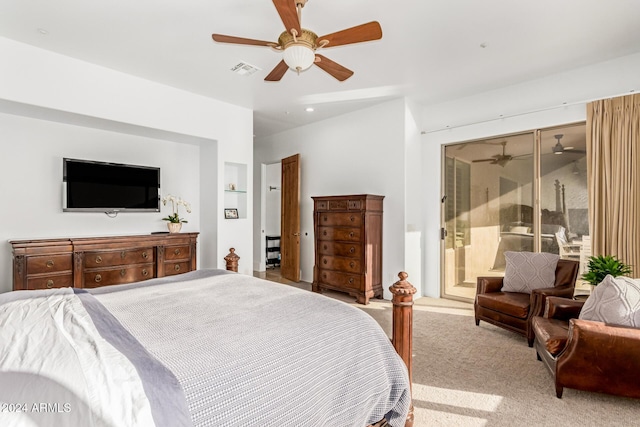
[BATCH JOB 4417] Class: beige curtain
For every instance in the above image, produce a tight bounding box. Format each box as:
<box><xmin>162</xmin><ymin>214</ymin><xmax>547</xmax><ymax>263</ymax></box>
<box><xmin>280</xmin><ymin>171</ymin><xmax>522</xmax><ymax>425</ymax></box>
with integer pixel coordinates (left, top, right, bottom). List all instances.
<box><xmin>586</xmin><ymin>93</ymin><xmax>640</xmax><ymax>274</ymax></box>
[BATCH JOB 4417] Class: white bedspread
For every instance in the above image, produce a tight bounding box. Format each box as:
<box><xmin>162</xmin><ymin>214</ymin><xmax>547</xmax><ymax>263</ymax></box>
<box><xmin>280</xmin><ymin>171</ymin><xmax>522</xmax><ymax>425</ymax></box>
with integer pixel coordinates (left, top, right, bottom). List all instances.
<box><xmin>0</xmin><ymin>288</ymin><xmax>155</xmax><ymax>427</ymax></box>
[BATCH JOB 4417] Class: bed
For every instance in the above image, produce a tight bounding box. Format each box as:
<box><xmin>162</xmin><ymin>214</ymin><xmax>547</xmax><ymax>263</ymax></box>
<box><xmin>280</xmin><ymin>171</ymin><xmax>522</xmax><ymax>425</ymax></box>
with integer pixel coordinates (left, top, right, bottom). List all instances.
<box><xmin>0</xmin><ymin>269</ymin><xmax>413</xmax><ymax>427</ymax></box>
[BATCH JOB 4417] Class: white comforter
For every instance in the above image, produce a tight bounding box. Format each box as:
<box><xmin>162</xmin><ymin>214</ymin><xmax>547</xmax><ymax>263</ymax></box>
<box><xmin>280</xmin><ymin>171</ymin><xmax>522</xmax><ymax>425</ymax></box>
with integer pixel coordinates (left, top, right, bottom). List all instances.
<box><xmin>0</xmin><ymin>288</ymin><xmax>155</xmax><ymax>427</ymax></box>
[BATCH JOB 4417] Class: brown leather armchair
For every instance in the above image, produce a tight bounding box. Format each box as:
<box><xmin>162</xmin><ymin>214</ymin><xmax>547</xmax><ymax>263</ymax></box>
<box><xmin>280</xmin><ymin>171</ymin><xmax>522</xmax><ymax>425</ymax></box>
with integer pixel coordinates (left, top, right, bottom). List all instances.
<box><xmin>474</xmin><ymin>259</ymin><xmax>579</xmax><ymax>347</ymax></box>
<box><xmin>532</xmin><ymin>296</ymin><xmax>640</xmax><ymax>398</ymax></box>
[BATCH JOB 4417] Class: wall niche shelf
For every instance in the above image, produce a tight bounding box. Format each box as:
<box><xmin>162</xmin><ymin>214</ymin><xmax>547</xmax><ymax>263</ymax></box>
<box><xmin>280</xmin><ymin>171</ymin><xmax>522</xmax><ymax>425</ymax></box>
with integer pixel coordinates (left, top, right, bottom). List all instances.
<box><xmin>224</xmin><ymin>162</ymin><xmax>248</xmax><ymax>219</ymax></box>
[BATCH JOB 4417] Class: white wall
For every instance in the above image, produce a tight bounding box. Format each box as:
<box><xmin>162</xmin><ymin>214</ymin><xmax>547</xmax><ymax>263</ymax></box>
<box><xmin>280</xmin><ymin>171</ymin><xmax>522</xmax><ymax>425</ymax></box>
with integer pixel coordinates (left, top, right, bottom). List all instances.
<box><xmin>419</xmin><ymin>52</ymin><xmax>640</xmax><ymax>298</ymax></box>
<box><xmin>0</xmin><ymin>37</ymin><xmax>254</xmax><ymax>291</ymax></box>
<box><xmin>254</xmin><ymin>99</ymin><xmax>414</xmax><ymax>298</ymax></box>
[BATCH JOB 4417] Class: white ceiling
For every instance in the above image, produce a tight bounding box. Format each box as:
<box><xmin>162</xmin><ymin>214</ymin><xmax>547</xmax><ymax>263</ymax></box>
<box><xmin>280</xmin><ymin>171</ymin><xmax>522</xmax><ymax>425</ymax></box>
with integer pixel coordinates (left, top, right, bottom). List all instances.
<box><xmin>2</xmin><ymin>0</ymin><xmax>640</xmax><ymax>138</ymax></box>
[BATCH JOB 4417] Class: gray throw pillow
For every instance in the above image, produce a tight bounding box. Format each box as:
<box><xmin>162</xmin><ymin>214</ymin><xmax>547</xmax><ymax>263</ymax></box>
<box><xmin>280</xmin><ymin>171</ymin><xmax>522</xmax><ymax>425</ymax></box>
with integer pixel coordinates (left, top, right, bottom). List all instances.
<box><xmin>501</xmin><ymin>251</ymin><xmax>560</xmax><ymax>294</ymax></box>
<box><xmin>579</xmin><ymin>275</ymin><xmax>640</xmax><ymax>327</ymax></box>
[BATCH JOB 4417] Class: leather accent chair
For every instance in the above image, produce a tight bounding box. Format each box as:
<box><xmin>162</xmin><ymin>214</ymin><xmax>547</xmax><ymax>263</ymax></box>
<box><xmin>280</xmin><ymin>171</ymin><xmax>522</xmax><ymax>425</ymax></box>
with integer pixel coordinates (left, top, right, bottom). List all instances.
<box><xmin>532</xmin><ymin>296</ymin><xmax>640</xmax><ymax>399</ymax></box>
<box><xmin>474</xmin><ymin>259</ymin><xmax>579</xmax><ymax>346</ymax></box>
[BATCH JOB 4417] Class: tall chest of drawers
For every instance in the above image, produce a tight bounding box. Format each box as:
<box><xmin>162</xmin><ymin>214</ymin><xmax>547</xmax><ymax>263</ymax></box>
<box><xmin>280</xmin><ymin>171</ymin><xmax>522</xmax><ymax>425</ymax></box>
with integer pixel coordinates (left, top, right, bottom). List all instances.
<box><xmin>11</xmin><ymin>233</ymin><xmax>198</xmax><ymax>290</ymax></box>
<box><xmin>312</xmin><ymin>195</ymin><xmax>384</xmax><ymax>304</ymax></box>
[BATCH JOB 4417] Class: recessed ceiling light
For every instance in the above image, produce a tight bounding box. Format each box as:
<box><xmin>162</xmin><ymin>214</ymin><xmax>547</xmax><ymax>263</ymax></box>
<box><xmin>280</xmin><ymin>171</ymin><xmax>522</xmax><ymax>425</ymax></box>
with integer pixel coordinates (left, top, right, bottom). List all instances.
<box><xmin>37</xmin><ymin>28</ymin><xmax>49</xmax><ymax>35</ymax></box>
<box><xmin>305</xmin><ymin>107</ymin><xmax>314</xmax><ymax>112</ymax></box>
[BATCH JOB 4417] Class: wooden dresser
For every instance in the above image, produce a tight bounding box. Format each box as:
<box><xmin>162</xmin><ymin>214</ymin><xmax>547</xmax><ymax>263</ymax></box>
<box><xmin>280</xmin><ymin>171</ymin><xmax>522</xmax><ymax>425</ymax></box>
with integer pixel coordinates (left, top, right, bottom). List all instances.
<box><xmin>312</xmin><ymin>195</ymin><xmax>384</xmax><ymax>304</ymax></box>
<box><xmin>11</xmin><ymin>233</ymin><xmax>198</xmax><ymax>290</ymax></box>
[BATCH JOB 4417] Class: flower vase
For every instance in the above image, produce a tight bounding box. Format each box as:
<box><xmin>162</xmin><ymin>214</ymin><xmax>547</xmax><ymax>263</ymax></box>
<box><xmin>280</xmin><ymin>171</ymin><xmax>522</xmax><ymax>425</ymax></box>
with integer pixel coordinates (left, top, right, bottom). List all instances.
<box><xmin>167</xmin><ymin>222</ymin><xmax>182</xmax><ymax>233</ymax></box>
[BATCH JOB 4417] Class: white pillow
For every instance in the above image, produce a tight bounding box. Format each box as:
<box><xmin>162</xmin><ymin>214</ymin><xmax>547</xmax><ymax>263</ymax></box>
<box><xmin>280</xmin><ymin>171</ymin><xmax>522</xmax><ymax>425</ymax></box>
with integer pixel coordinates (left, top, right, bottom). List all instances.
<box><xmin>501</xmin><ymin>251</ymin><xmax>560</xmax><ymax>294</ymax></box>
<box><xmin>579</xmin><ymin>275</ymin><xmax>640</xmax><ymax>327</ymax></box>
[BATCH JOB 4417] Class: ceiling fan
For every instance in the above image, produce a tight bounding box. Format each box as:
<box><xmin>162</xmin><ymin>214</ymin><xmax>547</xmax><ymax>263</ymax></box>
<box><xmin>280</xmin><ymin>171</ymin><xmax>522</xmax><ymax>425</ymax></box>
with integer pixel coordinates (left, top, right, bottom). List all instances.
<box><xmin>551</xmin><ymin>134</ymin><xmax>586</xmax><ymax>155</ymax></box>
<box><xmin>211</xmin><ymin>0</ymin><xmax>382</xmax><ymax>82</ymax></box>
<box><xmin>472</xmin><ymin>141</ymin><xmax>527</xmax><ymax>167</ymax></box>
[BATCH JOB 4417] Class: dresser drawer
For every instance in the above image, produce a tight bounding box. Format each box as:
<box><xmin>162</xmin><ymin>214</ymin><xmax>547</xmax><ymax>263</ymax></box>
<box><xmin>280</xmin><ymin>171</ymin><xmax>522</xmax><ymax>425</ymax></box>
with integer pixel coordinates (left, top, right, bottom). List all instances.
<box><xmin>319</xmin><ymin>255</ymin><xmax>361</xmax><ymax>273</ymax></box>
<box><xmin>318</xmin><ymin>241</ymin><xmax>362</xmax><ymax>258</ymax></box>
<box><xmin>318</xmin><ymin>213</ymin><xmax>362</xmax><ymax>227</ymax></box>
<box><xmin>329</xmin><ymin>199</ymin><xmax>349</xmax><ymax>210</ymax></box>
<box><xmin>317</xmin><ymin>269</ymin><xmax>362</xmax><ymax>290</ymax></box>
<box><xmin>83</xmin><ymin>264</ymin><xmax>154</xmax><ymax>288</ymax></box>
<box><xmin>317</xmin><ymin>226</ymin><xmax>361</xmax><ymax>242</ymax></box>
<box><xmin>164</xmin><ymin>245</ymin><xmax>191</xmax><ymax>261</ymax></box>
<box><xmin>164</xmin><ymin>261</ymin><xmax>190</xmax><ymax>276</ymax></box>
<box><xmin>27</xmin><ymin>274</ymin><xmax>73</xmax><ymax>290</ymax></box>
<box><xmin>315</xmin><ymin>200</ymin><xmax>329</xmax><ymax>210</ymax></box>
<box><xmin>84</xmin><ymin>248</ymin><xmax>153</xmax><ymax>268</ymax></box>
<box><xmin>347</xmin><ymin>200</ymin><xmax>362</xmax><ymax>210</ymax></box>
<box><xmin>26</xmin><ymin>254</ymin><xmax>73</xmax><ymax>275</ymax></box>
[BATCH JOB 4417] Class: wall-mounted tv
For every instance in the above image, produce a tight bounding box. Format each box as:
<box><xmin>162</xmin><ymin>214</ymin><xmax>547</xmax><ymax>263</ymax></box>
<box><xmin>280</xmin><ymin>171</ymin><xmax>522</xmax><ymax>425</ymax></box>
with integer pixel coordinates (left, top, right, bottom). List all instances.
<box><xmin>63</xmin><ymin>158</ymin><xmax>160</xmax><ymax>212</ymax></box>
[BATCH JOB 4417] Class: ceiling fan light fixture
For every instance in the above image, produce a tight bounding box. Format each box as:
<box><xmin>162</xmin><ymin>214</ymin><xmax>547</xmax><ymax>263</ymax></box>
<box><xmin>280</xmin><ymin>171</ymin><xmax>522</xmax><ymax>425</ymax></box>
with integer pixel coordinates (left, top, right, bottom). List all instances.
<box><xmin>283</xmin><ymin>44</ymin><xmax>315</xmax><ymax>73</ymax></box>
<box><xmin>552</xmin><ymin>142</ymin><xmax>564</xmax><ymax>154</ymax></box>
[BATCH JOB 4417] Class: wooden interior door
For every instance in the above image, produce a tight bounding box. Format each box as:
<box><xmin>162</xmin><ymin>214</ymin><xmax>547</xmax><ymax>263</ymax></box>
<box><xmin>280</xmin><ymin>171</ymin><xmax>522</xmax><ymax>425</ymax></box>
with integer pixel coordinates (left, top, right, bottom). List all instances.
<box><xmin>280</xmin><ymin>154</ymin><xmax>300</xmax><ymax>282</ymax></box>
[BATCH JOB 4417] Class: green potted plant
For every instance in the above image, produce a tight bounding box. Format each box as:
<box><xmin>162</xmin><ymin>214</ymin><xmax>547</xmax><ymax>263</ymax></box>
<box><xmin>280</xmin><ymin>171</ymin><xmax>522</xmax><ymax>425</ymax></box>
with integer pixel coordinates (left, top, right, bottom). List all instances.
<box><xmin>581</xmin><ymin>255</ymin><xmax>632</xmax><ymax>286</ymax></box>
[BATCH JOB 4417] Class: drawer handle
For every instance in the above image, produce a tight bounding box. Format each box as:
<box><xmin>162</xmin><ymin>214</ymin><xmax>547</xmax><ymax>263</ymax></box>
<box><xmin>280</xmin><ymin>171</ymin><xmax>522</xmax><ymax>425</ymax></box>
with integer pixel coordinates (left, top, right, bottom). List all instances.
<box><xmin>348</xmin><ymin>278</ymin><xmax>354</xmax><ymax>284</ymax></box>
<box><xmin>349</xmin><ymin>232</ymin><xmax>354</xmax><ymax>238</ymax></box>
<box><xmin>121</xmin><ymin>251</ymin><xmax>126</xmax><ymax>259</ymax></box>
<box><xmin>322</xmin><ymin>273</ymin><xmax>327</xmax><ymax>279</ymax></box>
<box><xmin>46</xmin><ymin>279</ymin><xmax>54</xmax><ymax>289</ymax></box>
<box><xmin>95</xmin><ymin>256</ymin><xmax>102</xmax><ymax>264</ymax></box>
<box><xmin>120</xmin><ymin>269</ymin><xmax>126</xmax><ymax>277</ymax></box>
<box><xmin>323</xmin><ymin>244</ymin><xmax>328</xmax><ymax>250</ymax></box>
<box><xmin>142</xmin><ymin>251</ymin><xmax>149</xmax><ymax>259</ymax></box>
<box><xmin>45</xmin><ymin>260</ymin><xmax>55</xmax><ymax>268</ymax></box>
<box><xmin>174</xmin><ymin>248</ymin><xmax>181</xmax><ymax>256</ymax></box>
<box><xmin>350</xmin><ymin>261</ymin><xmax>355</xmax><ymax>268</ymax></box>
<box><xmin>350</xmin><ymin>216</ymin><xmax>355</xmax><ymax>222</ymax></box>
<box><xmin>349</xmin><ymin>247</ymin><xmax>355</xmax><ymax>254</ymax></box>
<box><xmin>142</xmin><ymin>269</ymin><xmax>148</xmax><ymax>276</ymax></box>
<box><xmin>95</xmin><ymin>274</ymin><xmax>102</xmax><ymax>283</ymax></box>
<box><xmin>323</xmin><ymin>231</ymin><xmax>327</xmax><ymax>236</ymax></box>
<box><xmin>323</xmin><ymin>216</ymin><xmax>328</xmax><ymax>221</ymax></box>
<box><xmin>323</xmin><ymin>259</ymin><xmax>327</xmax><ymax>264</ymax></box>
<box><xmin>174</xmin><ymin>264</ymin><xmax>181</xmax><ymax>272</ymax></box>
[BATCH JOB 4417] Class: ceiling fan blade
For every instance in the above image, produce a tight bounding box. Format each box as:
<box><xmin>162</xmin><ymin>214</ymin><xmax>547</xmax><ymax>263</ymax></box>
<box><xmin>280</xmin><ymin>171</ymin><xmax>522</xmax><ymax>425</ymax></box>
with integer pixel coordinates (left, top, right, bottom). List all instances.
<box><xmin>317</xmin><ymin>21</ymin><xmax>382</xmax><ymax>48</ymax></box>
<box><xmin>265</xmin><ymin>60</ymin><xmax>289</xmax><ymax>82</ymax></box>
<box><xmin>272</xmin><ymin>0</ymin><xmax>301</xmax><ymax>36</ymax></box>
<box><xmin>212</xmin><ymin>34</ymin><xmax>276</xmax><ymax>47</ymax></box>
<box><xmin>314</xmin><ymin>55</ymin><xmax>354</xmax><ymax>81</ymax></box>
<box><xmin>472</xmin><ymin>159</ymin><xmax>497</xmax><ymax>163</ymax></box>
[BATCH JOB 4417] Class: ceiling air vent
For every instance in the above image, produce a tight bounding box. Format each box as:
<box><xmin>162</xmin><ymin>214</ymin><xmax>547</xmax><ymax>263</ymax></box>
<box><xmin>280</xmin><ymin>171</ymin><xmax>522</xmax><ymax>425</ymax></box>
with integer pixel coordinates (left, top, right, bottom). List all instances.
<box><xmin>230</xmin><ymin>62</ymin><xmax>261</xmax><ymax>76</ymax></box>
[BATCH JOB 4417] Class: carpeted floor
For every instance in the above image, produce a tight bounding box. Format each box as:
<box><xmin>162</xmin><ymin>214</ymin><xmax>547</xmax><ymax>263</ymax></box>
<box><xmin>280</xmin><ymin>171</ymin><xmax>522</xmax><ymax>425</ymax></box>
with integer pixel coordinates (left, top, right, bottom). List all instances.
<box><xmin>354</xmin><ymin>297</ymin><xmax>639</xmax><ymax>427</ymax></box>
<box><xmin>254</xmin><ymin>270</ymin><xmax>639</xmax><ymax>426</ymax></box>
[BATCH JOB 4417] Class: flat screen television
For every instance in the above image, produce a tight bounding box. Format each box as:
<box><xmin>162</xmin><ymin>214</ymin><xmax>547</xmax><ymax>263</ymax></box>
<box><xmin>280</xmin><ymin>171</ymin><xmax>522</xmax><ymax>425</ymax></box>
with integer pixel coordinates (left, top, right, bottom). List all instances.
<box><xmin>63</xmin><ymin>158</ymin><xmax>160</xmax><ymax>212</ymax></box>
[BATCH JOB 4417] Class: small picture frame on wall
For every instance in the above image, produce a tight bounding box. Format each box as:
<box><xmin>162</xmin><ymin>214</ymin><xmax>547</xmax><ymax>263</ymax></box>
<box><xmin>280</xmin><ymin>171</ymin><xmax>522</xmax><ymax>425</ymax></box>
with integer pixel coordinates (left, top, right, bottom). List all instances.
<box><xmin>224</xmin><ymin>208</ymin><xmax>239</xmax><ymax>219</ymax></box>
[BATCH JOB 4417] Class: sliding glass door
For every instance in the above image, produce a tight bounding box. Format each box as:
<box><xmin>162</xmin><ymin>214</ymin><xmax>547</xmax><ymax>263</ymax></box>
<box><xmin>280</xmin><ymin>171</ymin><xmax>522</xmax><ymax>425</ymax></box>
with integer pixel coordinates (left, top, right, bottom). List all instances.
<box><xmin>441</xmin><ymin>123</ymin><xmax>587</xmax><ymax>302</ymax></box>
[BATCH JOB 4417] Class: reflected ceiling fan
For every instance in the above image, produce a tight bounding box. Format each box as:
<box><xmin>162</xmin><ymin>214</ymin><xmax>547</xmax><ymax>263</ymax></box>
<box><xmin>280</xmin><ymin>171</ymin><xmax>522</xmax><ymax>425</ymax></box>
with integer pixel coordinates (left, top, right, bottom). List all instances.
<box><xmin>551</xmin><ymin>134</ymin><xmax>586</xmax><ymax>155</ymax></box>
<box><xmin>472</xmin><ymin>141</ymin><xmax>528</xmax><ymax>167</ymax></box>
<box><xmin>211</xmin><ymin>0</ymin><xmax>382</xmax><ymax>82</ymax></box>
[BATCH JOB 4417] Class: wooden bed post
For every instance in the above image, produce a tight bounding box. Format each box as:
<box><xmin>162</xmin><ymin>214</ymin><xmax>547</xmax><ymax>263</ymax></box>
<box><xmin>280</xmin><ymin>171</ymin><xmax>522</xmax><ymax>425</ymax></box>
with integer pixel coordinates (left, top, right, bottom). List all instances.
<box><xmin>390</xmin><ymin>271</ymin><xmax>416</xmax><ymax>427</ymax></box>
<box><xmin>224</xmin><ymin>248</ymin><xmax>239</xmax><ymax>272</ymax></box>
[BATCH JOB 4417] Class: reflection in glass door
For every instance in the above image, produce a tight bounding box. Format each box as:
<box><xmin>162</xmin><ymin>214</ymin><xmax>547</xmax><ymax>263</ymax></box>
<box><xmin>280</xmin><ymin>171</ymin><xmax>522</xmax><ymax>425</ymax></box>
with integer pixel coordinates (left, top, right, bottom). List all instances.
<box><xmin>539</xmin><ymin>124</ymin><xmax>590</xmax><ymax>294</ymax></box>
<box><xmin>443</xmin><ymin>133</ymin><xmax>534</xmax><ymax>301</ymax></box>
